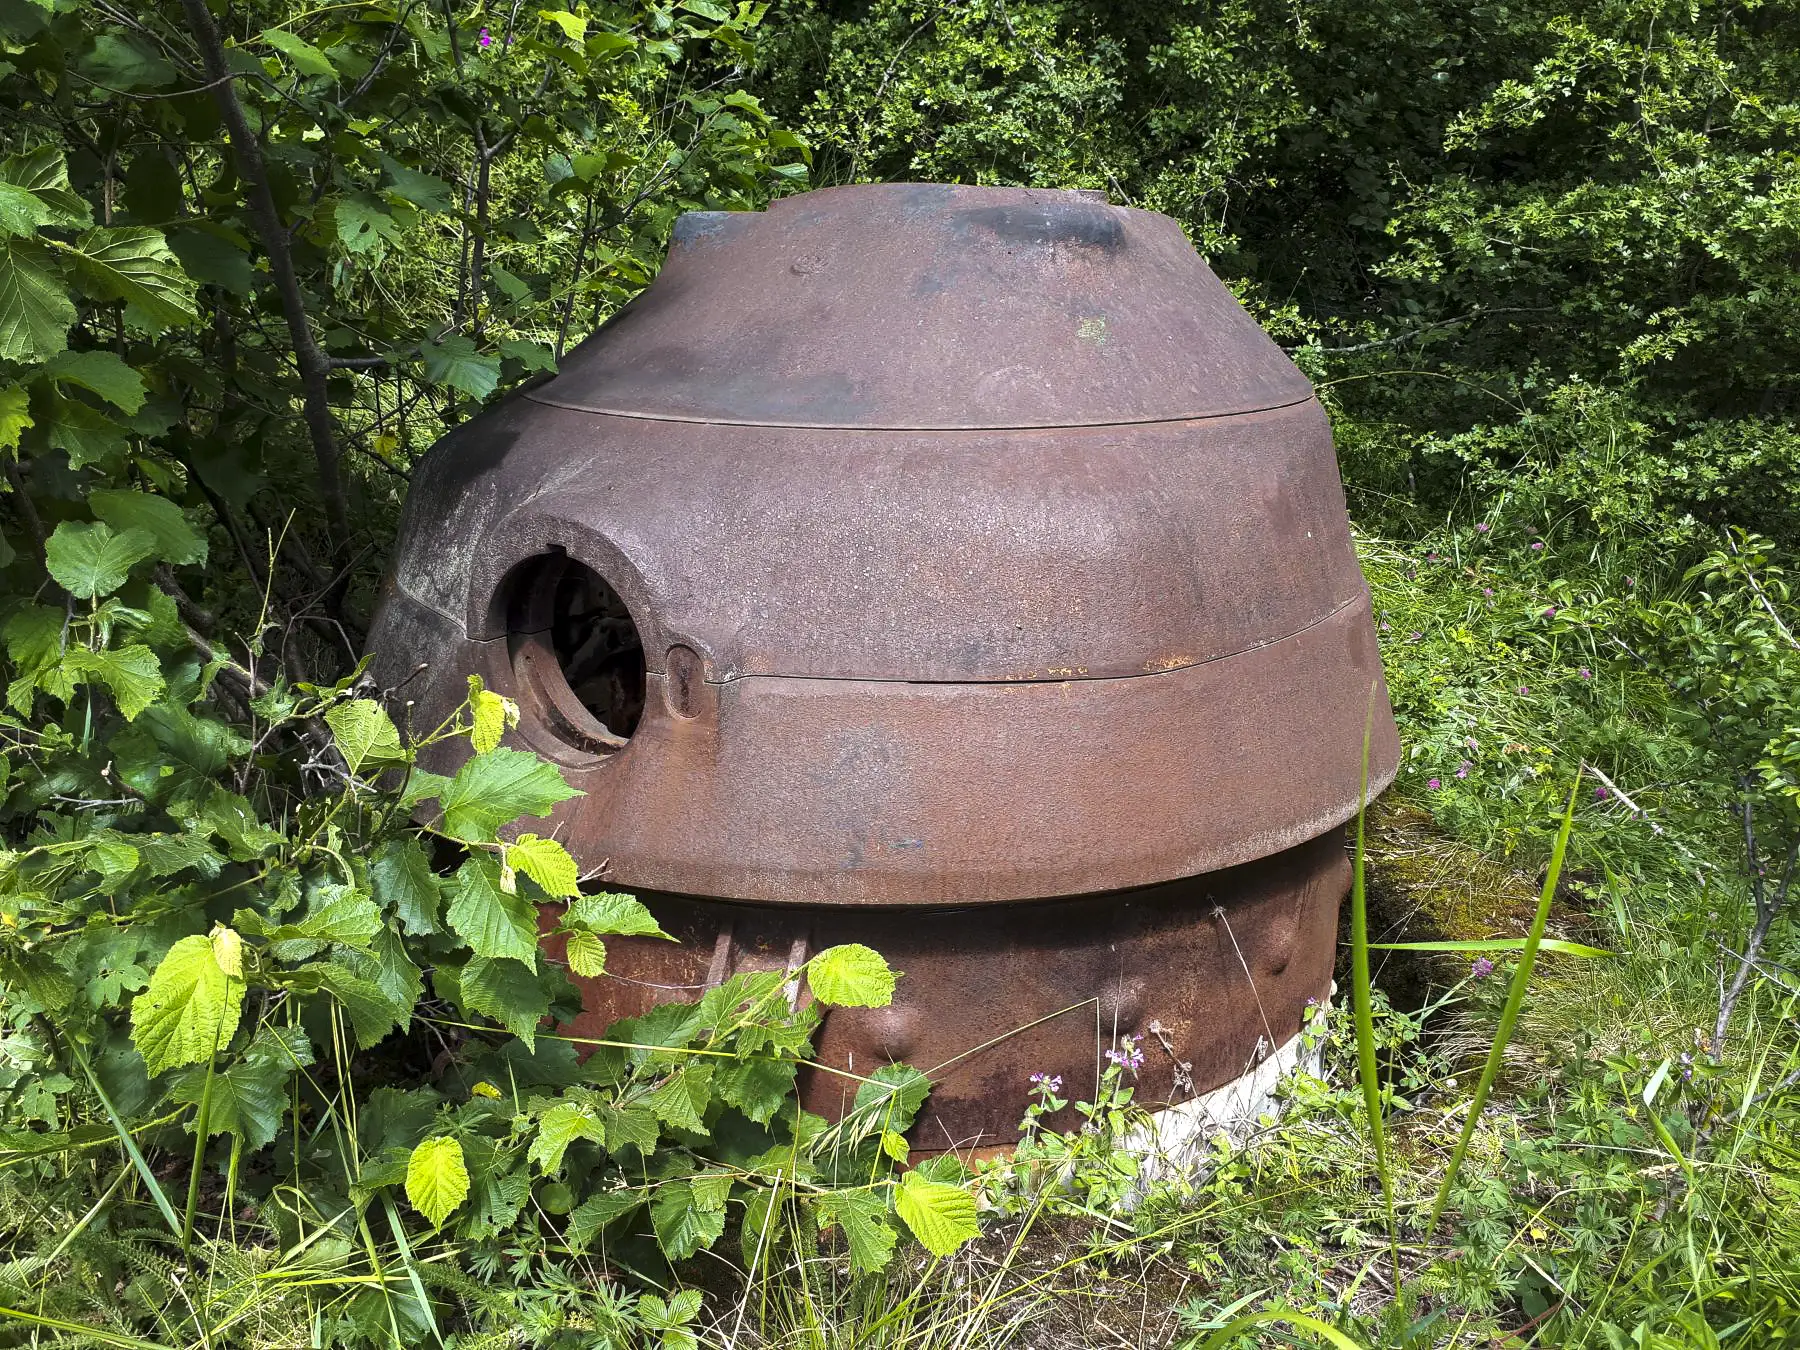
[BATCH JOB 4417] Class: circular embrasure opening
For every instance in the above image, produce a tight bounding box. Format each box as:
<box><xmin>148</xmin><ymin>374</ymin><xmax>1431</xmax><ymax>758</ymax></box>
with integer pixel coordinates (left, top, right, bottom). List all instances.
<box><xmin>506</xmin><ymin>554</ymin><xmax>646</xmax><ymax>755</ymax></box>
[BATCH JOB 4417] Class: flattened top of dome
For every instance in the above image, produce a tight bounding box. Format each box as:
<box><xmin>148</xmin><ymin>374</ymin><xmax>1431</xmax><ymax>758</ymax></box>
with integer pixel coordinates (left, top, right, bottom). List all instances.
<box><xmin>526</xmin><ymin>183</ymin><xmax>1313</xmax><ymax>430</ymax></box>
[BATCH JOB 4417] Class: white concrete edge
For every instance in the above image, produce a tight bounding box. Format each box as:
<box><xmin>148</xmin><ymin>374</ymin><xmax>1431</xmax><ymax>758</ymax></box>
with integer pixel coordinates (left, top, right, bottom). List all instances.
<box><xmin>1121</xmin><ymin>988</ymin><xmax>1334</xmax><ymax>1201</ymax></box>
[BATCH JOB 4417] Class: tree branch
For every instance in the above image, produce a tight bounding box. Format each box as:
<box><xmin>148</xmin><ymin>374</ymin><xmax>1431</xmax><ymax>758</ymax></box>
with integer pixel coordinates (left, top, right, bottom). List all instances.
<box><xmin>178</xmin><ymin>0</ymin><xmax>352</xmax><ymax>552</ymax></box>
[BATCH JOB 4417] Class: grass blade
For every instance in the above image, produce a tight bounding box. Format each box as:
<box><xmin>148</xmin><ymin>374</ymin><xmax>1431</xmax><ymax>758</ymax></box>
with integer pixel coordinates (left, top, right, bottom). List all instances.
<box><xmin>181</xmin><ymin>1052</ymin><xmax>218</xmax><ymax>1252</ymax></box>
<box><xmin>73</xmin><ymin>1046</ymin><xmax>184</xmax><ymax>1242</ymax></box>
<box><xmin>0</xmin><ymin>1304</ymin><xmax>176</xmax><ymax>1350</ymax></box>
<box><xmin>1425</xmin><ymin>771</ymin><xmax>1583</xmax><ymax>1240</ymax></box>
<box><xmin>1190</xmin><ymin>1307</ymin><xmax>1367</xmax><ymax>1350</ymax></box>
<box><xmin>1349</xmin><ymin>683</ymin><xmax>1400</xmax><ymax>1291</ymax></box>
<box><xmin>383</xmin><ymin>1194</ymin><xmax>447</xmax><ymax>1348</ymax></box>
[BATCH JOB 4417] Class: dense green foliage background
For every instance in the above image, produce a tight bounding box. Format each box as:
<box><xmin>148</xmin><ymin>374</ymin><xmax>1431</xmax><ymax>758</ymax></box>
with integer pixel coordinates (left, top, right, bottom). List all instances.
<box><xmin>2</xmin><ymin>0</ymin><xmax>1798</xmax><ymax>1344</ymax></box>
<box><xmin>767</xmin><ymin>0</ymin><xmax>1800</xmax><ymax>540</ymax></box>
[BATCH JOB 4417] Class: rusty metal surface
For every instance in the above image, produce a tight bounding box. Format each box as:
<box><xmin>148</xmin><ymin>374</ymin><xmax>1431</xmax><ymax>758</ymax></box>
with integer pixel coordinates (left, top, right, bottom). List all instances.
<box><xmin>532</xmin><ymin>183</ymin><xmax>1312</xmax><ymax>430</ymax></box>
<box><xmin>368</xmin><ymin>181</ymin><xmax>1401</xmax><ymax>1140</ymax></box>
<box><xmin>382</xmin><ymin>584</ymin><xmax>1394</xmax><ymax>904</ymax></box>
<box><xmin>367</xmin><ymin>183</ymin><xmax>1399</xmax><ymax>902</ymax></box>
<box><xmin>546</xmin><ymin>831</ymin><xmax>1349</xmax><ymax>1151</ymax></box>
<box><xmin>395</xmin><ymin>398</ymin><xmax>1369</xmax><ymax>680</ymax></box>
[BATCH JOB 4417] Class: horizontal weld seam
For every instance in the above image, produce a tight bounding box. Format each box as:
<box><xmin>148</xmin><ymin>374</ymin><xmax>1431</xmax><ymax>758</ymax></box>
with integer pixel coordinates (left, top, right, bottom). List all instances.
<box><xmin>698</xmin><ymin>590</ymin><xmax>1366</xmax><ymax>687</ymax></box>
<box><xmin>518</xmin><ymin>390</ymin><xmax>1318</xmax><ymax>431</ymax></box>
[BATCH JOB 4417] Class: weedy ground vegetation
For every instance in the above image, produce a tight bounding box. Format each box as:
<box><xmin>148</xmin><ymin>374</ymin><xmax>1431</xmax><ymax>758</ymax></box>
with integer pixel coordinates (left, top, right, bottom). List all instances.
<box><xmin>3</xmin><ymin>0</ymin><xmax>1799</xmax><ymax>1345</ymax></box>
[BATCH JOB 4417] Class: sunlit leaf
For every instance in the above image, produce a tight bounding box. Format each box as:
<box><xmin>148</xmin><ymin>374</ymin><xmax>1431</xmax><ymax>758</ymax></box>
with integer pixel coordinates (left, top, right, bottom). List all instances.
<box><xmin>130</xmin><ymin>934</ymin><xmax>243</xmax><ymax>1076</ymax></box>
<box><xmin>564</xmin><ymin>929</ymin><xmax>606</xmax><ymax>977</ymax></box>
<box><xmin>405</xmin><ymin>1136</ymin><xmax>469</xmax><ymax>1227</ymax></box>
<box><xmin>565</xmin><ymin>891</ymin><xmax>669</xmax><ymax>939</ymax></box>
<box><xmin>893</xmin><ymin>1171</ymin><xmax>978</xmax><ymax>1258</ymax></box>
<box><xmin>509</xmin><ymin>833</ymin><xmax>579</xmax><ymax>897</ymax></box>
<box><xmin>446</xmin><ymin>854</ymin><xmax>539</xmax><ymax>963</ymax></box>
<box><xmin>420</xmin><ymin>335</ymin><xmax>500</xmax><ymax>400</ymax></box>
<box><xmin>805</xmin><ymin>944</ymin><xmax>896</xmax><ymax>1007</ymax></box>
<box><xmin>60</xmin><ymin>226</ymin><xmax>197</xmax><ymax>330</ymax></box>
<box><xmin>437</xmin><ymin>748</ymin><xmax>579</xmax><ymax>842</ymax></box>
<box><xmin>324</xmin><ymin>698</ymin><xmax>405</xmax><ymax>774</ymax></box>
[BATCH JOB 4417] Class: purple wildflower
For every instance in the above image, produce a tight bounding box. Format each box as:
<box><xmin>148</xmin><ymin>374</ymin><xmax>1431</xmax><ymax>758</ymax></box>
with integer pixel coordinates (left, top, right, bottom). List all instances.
<box><xmin>1428</xmin><ymin>777</ymin><xmax>1441</xmax><ymax>790</ymax></box>
<box><xmin>1105</xmin><ymin>1034</ymin><xmax>1145</xmax><ymax>1072</ymax></box>
<box><xmin>1380</xmin><ymin>621</ymin><xmax>1391</xmax><ymax>632</ymax></box>
<box><xmin>1465</xmin><ymin>737</ymin><xmax>1478</xmax><ymax>750</ymax></box>
<box><xmin>1471</xmin><ymin>956</ymin><xmax>1496</xmax><ymax>980</ymax></box>
<box><xmin>1482</xmin><ymin>586</ymin><xmax>1494</xmax><ymax>597</ymax></box>
<box><xmin>1475</xmin><ymin>522</ymin><xmax>1490</xmax><ymax>534</ymax></box>
<box><xmin>1543</xmin><ymin>606</ymin><xmax>1557</xmax><ymax>618</ymax></box>
<box><xmin>1028</xmin><ymin>1072</ymin><xmax>1063</xmax><ymax>1093</ymax></box>
<box><xmin>1427</xmin><ymin>552</ymin><xmax>1440</xmax><ymax>562</ymax></box>
<box><xmin>1519</xmin><ymin>685</ymin><xmax>1530</xmax><ymax>695</ymax></box>
<box><xmin>478</xmin><ymin>25</ymin><xmax>493</xmax><ymax>46</ymax></box>
<box><xmin>1680</xmin><ymin>1052</ymin><xmax>1693</xmax><ymax>1082</ymax></box>
<box><xmin>1456</xmin><ymin>761</ymin><xmax>1472</xmax><ymax>779</ymax></box>
<box><xmin>1595</xmin><ymin>785</ymin><xmax>1610</xmax><ymax>800</ymax></box>
<box><xmin>1531</xmin><ymin>541</ymin><xmax>1544</xmax><ymax>552</ymax></box>
<box><xmin>1580</xmin><ymin>667</ymin><xmax>1593</xmax><ymax>679</ymax></box>
<box><xmin>1409</xmin><ymin>630</ymin><xmax>1423</xmax><ymax>642</ymax></box>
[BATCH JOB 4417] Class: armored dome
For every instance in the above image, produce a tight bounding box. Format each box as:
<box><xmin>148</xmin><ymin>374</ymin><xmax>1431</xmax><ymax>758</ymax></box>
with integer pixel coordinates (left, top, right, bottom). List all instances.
<box><xmin>368</xmin><ymin>182</ymin><xmax>1400</xmax><ymax>907</ymax></box>
<box><xmin>532</xmin><ymin>183</ymin><xmax>1312</xmax><ymax>428</ymax></box>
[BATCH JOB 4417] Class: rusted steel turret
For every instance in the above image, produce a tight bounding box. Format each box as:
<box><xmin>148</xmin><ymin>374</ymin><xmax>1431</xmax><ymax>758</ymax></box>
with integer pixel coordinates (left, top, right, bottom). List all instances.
<box><xmin>368</xmin><ymin>183</ymin><xmax>1401</xmax><ymax>1150</ymax></box>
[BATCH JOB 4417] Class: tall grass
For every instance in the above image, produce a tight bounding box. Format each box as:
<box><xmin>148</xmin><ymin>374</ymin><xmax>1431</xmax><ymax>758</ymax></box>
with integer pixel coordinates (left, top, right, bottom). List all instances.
<box><xmin>1348</xmin><ymin>688</ymin><xmax>1400</xmax><ymax>1295</ymax></box>
<box><xmin>1424</xmin><ymin>771</ymin><xmax>1582</xmax><ymax>1239</ymax></box>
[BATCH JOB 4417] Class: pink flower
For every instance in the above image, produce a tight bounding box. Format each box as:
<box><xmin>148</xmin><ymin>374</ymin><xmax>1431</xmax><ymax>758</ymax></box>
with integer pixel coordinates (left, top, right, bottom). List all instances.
<box><xmin>1519</xmin><ymin>685</ymin><xmax>1530</xmax><ymax>695</ymax></box>
<box><xmin>1427</xmin><ymin>552</ymin><xmax>1440</xmax><ymax>562</ymax></box>
<box><xmin>478</xmin><ymin>25</ymin><xmax>493</xmax><ymax>46</ymax></box>
<box><xmin>1105</xmin><ymin>1035</ymin><xmax>1145</xmax><ymax>1072</ymax></box>
<box><xmin>1428</xmin><ymin>777</ymin><xmax>1442</xmax><ymax>790</ymax></box>
<box><xmin>1409</xmin><ymin>630</ymin><xmax>1423</xmax><ymax>642</ymax></box>
<box><xmin>1482</xmin><ymin>587</ymin><xmax>1494</xmax><ymax>599</ymax></box>
<box><xmin>1543</xmin><ymin>606</ymin><xmax>1557</xmax><ymax>618</ymax></box>
<box><xmin>1531</xmin><ymin>541</ymin><xmax>1545</xmax><ymax>551</ymax></box>
<box><xmin>1625</xmin><ymin>577</ymin><xmax>1635</xmax><ymax>588</ymax></box>
<box><xmin>1456</xmin><ymin>761</ymin><xmax>1472</xmax><ymax>779</ymax></box>
<box><xmin>1580</xmin><ymin>667</ymin><xmax>1592</xmax><ymax>679</ymax></box>
<box><xmin>1475</xmin><ymin>522</ymin><xmax>1491</xmax><ymax>534</ymax></box>
<box><xmin>1471</xmin><ymin>956</ymin><xmax>1495</xmax><ymax>979</ymax></box>
<box><xmin>1028</xmin><ymin>1072</ymin><xmax>1063</xmax><ymax>1092</ymax></box>
<box><xmin>1595</xmin><ymin>786</ymin><xmax>1610</xmax><ymax>800</ymax></box>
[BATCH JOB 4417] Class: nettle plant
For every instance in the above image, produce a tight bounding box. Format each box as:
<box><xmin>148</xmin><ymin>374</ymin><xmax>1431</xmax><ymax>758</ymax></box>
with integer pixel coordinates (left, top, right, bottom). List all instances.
<box><xmin>0</xmin><ymin>511</ymin><xmax>979</xmax><ymax>1332</ymax></box>
<box><xmin>0</xmin><ymin>0</ymin><xmax>983</xmax><ymax>1330</ymax></box>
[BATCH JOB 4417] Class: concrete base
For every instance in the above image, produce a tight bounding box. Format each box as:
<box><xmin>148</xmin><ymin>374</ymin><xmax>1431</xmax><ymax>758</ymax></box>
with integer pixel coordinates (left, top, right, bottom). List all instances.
<box><xmin>1123</xmin><ymin>998</ymin><xmax>1329</xmax><ymax>1199</ymax></box>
